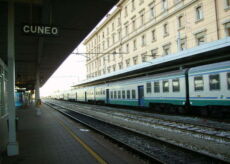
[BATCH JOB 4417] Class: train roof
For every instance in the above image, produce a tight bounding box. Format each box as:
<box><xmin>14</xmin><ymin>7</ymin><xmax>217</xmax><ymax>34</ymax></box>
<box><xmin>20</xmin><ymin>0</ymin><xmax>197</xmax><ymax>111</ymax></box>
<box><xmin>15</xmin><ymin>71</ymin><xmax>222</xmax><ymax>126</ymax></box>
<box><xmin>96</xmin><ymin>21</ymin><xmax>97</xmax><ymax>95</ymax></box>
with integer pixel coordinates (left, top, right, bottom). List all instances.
<box><xmin>74</xmin><ymin>37</ymin><xmax>230</xmax><ymax>88</ymax></box>
<box><xmin>189</xmin><ymin>60</ymin><xmax>230</xmax><ymax>73</ymax></box>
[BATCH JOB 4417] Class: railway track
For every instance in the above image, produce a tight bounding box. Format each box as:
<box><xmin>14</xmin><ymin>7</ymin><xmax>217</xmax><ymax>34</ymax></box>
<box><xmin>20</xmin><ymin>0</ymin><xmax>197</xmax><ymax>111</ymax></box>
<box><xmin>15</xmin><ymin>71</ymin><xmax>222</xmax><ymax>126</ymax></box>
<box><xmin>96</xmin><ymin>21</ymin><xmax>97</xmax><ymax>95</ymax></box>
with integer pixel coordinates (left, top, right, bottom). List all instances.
<box><xmin>44</xmin><ymin>100</ymin><xmax>227</xmax><ymax>163</ymax></box>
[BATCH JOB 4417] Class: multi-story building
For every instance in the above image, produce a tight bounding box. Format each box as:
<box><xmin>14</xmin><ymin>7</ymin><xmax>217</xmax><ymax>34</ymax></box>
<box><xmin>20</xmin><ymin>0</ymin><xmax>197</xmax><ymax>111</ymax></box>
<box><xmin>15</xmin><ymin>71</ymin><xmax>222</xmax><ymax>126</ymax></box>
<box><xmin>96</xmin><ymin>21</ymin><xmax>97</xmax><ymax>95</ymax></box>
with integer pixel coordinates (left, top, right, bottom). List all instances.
<box><xmin>83</xmin><ymin>0</ymin><xmax>230</xmax><ymax>79</ymax></box>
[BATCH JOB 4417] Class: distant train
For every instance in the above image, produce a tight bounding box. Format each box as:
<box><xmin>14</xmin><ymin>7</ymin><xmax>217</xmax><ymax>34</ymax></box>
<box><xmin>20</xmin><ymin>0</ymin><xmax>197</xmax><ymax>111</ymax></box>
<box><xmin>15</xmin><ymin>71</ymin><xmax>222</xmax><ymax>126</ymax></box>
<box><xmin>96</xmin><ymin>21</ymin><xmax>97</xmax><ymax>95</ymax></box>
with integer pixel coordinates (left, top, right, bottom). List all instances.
<box><xmin>52</xmin><ymin>61</ymin><xmax>230</xmax><ymax>116</ymax></box>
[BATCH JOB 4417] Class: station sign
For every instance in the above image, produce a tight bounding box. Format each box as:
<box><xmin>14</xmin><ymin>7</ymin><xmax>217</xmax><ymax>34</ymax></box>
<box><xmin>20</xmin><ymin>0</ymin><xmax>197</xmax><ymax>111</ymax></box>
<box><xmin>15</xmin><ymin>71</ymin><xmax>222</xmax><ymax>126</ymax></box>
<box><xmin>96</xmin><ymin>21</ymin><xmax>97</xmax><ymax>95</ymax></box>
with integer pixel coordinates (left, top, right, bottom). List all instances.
<box><xmin>22</xmin><ymin>24</ymin><xmax>59</xmax><ymax>37</ymax></box>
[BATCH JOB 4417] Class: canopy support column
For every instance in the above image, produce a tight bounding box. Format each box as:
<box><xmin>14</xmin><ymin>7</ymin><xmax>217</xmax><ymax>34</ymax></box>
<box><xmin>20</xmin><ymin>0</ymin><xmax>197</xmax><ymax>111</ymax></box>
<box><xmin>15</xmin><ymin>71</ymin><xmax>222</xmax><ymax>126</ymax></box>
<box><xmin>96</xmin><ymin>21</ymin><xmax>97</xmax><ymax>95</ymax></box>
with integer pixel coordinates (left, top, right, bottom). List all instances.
<box><xmin>7</xmin><ymin>0</ymin><xmax>19</xmax><ymax>156</ymax></box>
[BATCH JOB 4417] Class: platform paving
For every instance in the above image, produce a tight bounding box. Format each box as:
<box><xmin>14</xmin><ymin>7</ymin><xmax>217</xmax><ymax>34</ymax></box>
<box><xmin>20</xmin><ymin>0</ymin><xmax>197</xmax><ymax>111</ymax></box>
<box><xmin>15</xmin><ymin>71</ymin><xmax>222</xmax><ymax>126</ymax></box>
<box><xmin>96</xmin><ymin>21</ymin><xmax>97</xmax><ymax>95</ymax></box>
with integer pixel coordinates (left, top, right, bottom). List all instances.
<box><xmin>2</xmin><ymin>104</ymin><xmax>144</xmax><ymax>164</ymax></box>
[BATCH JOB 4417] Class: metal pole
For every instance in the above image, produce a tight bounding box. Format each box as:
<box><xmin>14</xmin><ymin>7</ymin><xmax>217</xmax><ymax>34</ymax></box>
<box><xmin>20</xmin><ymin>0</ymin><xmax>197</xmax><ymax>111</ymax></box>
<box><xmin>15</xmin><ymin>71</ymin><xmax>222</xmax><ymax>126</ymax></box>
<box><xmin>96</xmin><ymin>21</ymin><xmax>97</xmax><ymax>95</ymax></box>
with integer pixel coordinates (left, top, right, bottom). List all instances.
<box><xmin>35</xmin><ymin>71</ymin><xmax>41</xmax><ymax>115</ymax></box>
<box><xmin>7</xmin><ymin>0</ymin><xmax>19</xmax><ymax>156</ymax></box>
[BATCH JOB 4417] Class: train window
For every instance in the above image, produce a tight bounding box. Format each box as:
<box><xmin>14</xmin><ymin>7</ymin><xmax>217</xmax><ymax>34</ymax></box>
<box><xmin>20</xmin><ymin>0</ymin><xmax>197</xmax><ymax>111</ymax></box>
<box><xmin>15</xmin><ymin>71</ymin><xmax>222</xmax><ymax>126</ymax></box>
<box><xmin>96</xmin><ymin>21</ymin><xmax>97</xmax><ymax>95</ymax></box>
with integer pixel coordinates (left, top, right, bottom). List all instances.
<box><xmin>122</xmin><ymin>90</ymin><xmax>126</xmax><ymax>99</ymax></box>
<box><xmin>172</xmin><ymin>79</ymin><xmax>180</xmax><ymax>92</ymax></box>
<box><xmin>154</xmin><ymin>81</ymin><xmax>160</xmax><ymax>93</ymax></box>
<box><xmin>163</xmin><ymin>80</ymin><xmax>169</xmax><ymax>92</ymax></box>
<box><xmin>228</xmin><ymin>73</ymin><xmax>230</xmax><ymax>90</ymax></box>
<box><xmin>146</xmin><ymin>82</ymin><xmax>152</xmax><ymax>93</ymax></box>
<box><xmin>194</xmin><ymin>76</ymin><xmax>204</xmax><ymax>91</ymax></box>
<box><xmin>114</xmin><ymin>91</ymin><xmax>117</xmax><ymax>99</ymax></box>
<box><xmin>132</xmin><ymin>90</ymin><xmax>136</xmax><ymax>99</ymax></box>
<box><xmin>118</xmin><ymin>91</ymin><xmax>121</xmax><ymax>99</ymax></box>
<box><xmin>209</xmin><ymin>74</ymin><xmax>220</xmax><ymax>90</ymax></box>
<box><xmin>110</xmin><ymin>91</ymin><xmax>113</xmax><ymax>99</ymax></box>
<box><xmin>127</xmin><ymin>90</ymin><xmax>130</xmax><ymax>99</ymax></box>
<box><xmin>103</xmin><ymin>90</ymin><xmax>105</xmax><ymax>95</ymax></box>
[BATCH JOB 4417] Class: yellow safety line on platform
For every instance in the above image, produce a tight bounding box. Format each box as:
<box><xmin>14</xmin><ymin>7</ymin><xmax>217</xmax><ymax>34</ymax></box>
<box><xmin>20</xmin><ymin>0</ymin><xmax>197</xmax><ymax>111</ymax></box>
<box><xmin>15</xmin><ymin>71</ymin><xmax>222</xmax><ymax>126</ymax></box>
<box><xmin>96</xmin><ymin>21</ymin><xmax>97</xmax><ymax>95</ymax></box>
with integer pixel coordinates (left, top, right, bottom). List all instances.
<box><xmin>56</xmin><ymin>118</ymin><xmax>108</xmax><ymax>164</ymax></box>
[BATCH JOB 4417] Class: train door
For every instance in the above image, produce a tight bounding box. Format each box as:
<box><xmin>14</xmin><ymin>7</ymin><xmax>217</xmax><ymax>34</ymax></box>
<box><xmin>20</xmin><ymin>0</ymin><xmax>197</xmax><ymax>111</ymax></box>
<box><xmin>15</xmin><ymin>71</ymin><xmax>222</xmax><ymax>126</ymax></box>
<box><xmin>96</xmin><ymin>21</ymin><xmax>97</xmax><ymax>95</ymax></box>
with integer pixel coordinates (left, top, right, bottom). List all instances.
<box><xmin>106</xmin><ymin>89</ymin><xmax>110</xmax><ymax>104</ymax></box>
<box><xmin>75</xmin><ymin>92</ymin><xmax>77</xmax><ymax>101</ymax></box>
<box><xmin>85</xmin><ymin>92</ymin><xmax>87</xmax><ymax>102</ymax></box>
<box><xmin>138</xmin><ymin>86</ymin><xmax>144</xmax><ymax>106</ymax></box>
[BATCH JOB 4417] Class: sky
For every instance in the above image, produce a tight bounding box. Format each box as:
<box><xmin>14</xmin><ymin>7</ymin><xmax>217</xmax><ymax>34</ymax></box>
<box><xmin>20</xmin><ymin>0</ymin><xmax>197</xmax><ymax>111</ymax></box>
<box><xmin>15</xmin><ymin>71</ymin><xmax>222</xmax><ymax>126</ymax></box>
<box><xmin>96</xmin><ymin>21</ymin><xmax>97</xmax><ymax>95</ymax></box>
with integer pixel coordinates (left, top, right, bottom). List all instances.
<box><xmin>40</xmin><ymin>6</ymin><xmax>117</xmax><ymax>97</ymax></box>
<box><xmin>40</xmin><ymin>44</ymin><xmax>86</xmax><ymax>97</ymax></box>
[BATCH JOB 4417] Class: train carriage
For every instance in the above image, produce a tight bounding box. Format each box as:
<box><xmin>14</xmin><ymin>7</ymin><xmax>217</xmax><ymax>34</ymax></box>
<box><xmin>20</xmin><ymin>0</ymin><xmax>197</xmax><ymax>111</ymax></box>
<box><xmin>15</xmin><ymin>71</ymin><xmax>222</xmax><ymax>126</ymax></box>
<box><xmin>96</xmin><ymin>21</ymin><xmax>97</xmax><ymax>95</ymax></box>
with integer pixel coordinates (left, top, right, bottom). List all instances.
<box><xmin>52</xmin><ymin>60</ymin><xmax>230</xmax><ymax>116</ymax></box>
<box><xmin>188</xmin><ymin>61</ymin><xmax>230</xmax><ymax>113</ymax></box>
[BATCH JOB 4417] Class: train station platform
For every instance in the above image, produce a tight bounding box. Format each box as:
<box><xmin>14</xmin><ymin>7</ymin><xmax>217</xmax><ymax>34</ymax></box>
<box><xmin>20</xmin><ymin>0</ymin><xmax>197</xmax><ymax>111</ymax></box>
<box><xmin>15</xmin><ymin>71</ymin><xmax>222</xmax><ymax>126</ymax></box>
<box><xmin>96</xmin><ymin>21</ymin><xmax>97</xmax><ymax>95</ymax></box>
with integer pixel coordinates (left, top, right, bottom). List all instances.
<box><xmin>2</xmin><ymin>103</ymin><xmax>144</xmax><ymax>164</ymax></box>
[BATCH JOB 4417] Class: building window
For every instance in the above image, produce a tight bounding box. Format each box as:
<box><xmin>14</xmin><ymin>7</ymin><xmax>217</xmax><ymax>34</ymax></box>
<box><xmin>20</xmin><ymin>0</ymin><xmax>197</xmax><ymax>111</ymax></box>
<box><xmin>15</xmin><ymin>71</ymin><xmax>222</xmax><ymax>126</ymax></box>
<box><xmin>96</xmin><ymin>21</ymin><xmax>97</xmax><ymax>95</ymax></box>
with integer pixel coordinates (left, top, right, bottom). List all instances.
<box><xmin>163</xmin><ymin>44</ymin><xmax>170</xmax><ymax>56</ymax></box>
<box><xmin>112</xmin><ymin>22</ymin><xmax>115</xmax><ymax>31</ymax></box>
<box><xmin>194</xmin><ymin>76</ymin><xmax>204</xmax><ymax>91</ymax></box>
<box><xmin>133</xmin><ymin>39</ymin><xmax>137</xmax><ymax>50</ymax></box>
<box><xmin>174</xmin><ymin>0</ymin><xmax>182</xmax><ymax>4</ymax></box>
<box><xmin>132</xmin><ymin>90</ymin><xmax>136</xmax><ymax>99</ymax></box>
<box><xmin>118</xmin><ymin>17</ymin><xmax>121</xmax><ymax>26</ymax></box>
<box><xmin>112</xmin><ymin>64</ymin><xmax>116</xmax><ymax>72</ymax></box>
<box><xmin>141</xmin><ymin>53</ymin><xmax>147</xmax><ymax>62</ymax></box>
<box><xmin>172</xmin><ymin>79</ymin><xmax>180</xmax><ymax>92</ymax></box>
<box><xmin>227</xmin><ymin>73</ymin><xmax>230</xmax><ymax>89</ymax></box>
<box><xmin>107</xmin><ymin>38</ymin><xmax>110</xmax><ymax>48</ymax></box>
<box><xmin>209</xmin><ymin>74</ymin><xmax>220</xmax><ymax>90</ymax></box>
<box><xmin>224</xmin><ymin>22</ymin><xmax>230</xmax><ymax>37</ymax></box>
<box><xmin>133</xmin><ymin>56</ymin><xmax>138</xmax><ymax>65</ymax></box>
<box><xmin>126</xmin><ymin>43</ymin><xmax>129</xmax><ymax>53</ymax></box>
<box><xmin>140</xmin><ymin>10</ymin><xmax>145</xmax><ymax>25</ymax></box>
<box><xmin>151</xmin><ymin>48</ymin><xmax>158</xmax><ymax>59</ymax></box>
<box><xmin>118</xmin><ymin>62</ymin><xmax>123</xmax><ymax>69</ymax></box>
<box><xmin>224</xmin><ymin>0</ymin><xmax>230</xmax><ymax>9</ymax></box>
<box><xmin>132</xmin><ymin>19</ymin><xmax>136</xmax><ymax>31</ymax></box>
<box><xmin>163</xmin><ymin>80</ymin><xmax>169</xmax><ymax>92</ymax></box>
<box><xmin>139</xmin><ymin>0</ymin><xmax>144</xmax><ymax>5</ymax></box>
<box><xmin>150</xmin><ymin>6</ymin><xmax>155</xmax><ymax>20</ymax></box>
<box><xmin>126</xmin><ymin>59</ymin><xmax>130</xmax><ymax>67</ymax></box>
<box><xmin>154</xmin><ymin>81</ymin><xmax>160</xmax><ymax>93</ymax></box>
<box><xmin>119</xmin><ymin>47</ymin><xmax>122</xmax><ymax>57</ymax></box>
<box><xmin>132</xmin><ymin>0</ymin><xmax>135</xmax><ymax>10</ymax></box>
<box><xmin>151</xmin><ymin>30</ymin><xmax>156</xmax><ymax>41</ymax></box>
<box><xmin>112</xmin><ymin>34</ymin><xmax>115</xmax><ymax>43</ymax></box>
<box><xmin>107</xmin><ymin>66</ymin><xmax>111</xmax><ymax>73</ymax></box>
<box><xmin>178</xmin><ymin>38</ymin><xmax>186</xmax><ymax>51</ymax></box>
<box><xmin>163</xmin><ymin>23</ymin><xmax>168</xmax><ymax>36</ymax></box>
<box><xmin>178</xmin><ymin>15</ymin><xmax>184</xmax><ymax>29</ymax></box>
<box><xmin>125</xmin><ymin>24</ymin><xmax>129</xmax><ymax>35</ymax></box>
<box><xmin>195</xmin><ymin>31</ymin><xmax>206</xmax><ymax>46</ymax></box>
<box><xmin>162</xmin><ymin>0</ymin><xmax>167</xmax><ymax>11</ymax></box>
<box><xmin>146</xmin><ymin>82</ymin><xmax>152</xmax><ymax>93</ymax></box>
<box><xmin>118</xmin><ymin>30</ymin><xmax>121</xmax><ymax>40</ymax></box>
<box><xmin>125</xmin><ymin>6</ymin><xmax>128</xmax><ymax>17</ymax></box>
<box><xmin>195</xmin><ymin>6</ymin><xmax>203</xmax><ymax>21</ymax></box>
<box><xmin>141</xmin><ymin>34</ymin><xmax>146</xmax><ymax>46</ymax></box>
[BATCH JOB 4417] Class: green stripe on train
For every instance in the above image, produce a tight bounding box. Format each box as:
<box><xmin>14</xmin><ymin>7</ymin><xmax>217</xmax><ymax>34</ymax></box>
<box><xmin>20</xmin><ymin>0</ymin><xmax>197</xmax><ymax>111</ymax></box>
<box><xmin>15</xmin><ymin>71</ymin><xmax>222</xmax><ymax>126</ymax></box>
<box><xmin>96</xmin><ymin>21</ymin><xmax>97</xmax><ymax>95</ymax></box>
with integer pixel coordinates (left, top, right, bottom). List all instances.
<box><xmin>109</xmin><ymin>99</ymin><xmax>185</xmax><ymax>107</ymax></box>
<box><xmin>109</xmin><ymin>99</ymin><xmax>138</xmax><ymax>106</ymax></box>
<box><xmin>144</xmin><ymin>99</ymin><xmax>185</xmax><ymax>106</ymax></box>
<box><xmin>190</xmin><ymin>99</ymin><xmax>230</xmax><ymax>106</ymax></box>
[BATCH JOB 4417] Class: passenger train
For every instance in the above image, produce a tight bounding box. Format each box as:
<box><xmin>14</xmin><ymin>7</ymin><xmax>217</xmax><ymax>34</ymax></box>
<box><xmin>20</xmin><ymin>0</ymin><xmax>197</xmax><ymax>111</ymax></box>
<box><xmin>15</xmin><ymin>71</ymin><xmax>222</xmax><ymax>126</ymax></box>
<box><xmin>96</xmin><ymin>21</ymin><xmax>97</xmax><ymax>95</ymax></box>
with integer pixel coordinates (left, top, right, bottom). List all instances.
<box><xmin>52</xmin><ymin>61</ymin><xmax>230</xmax><ymax>116</ymax></box>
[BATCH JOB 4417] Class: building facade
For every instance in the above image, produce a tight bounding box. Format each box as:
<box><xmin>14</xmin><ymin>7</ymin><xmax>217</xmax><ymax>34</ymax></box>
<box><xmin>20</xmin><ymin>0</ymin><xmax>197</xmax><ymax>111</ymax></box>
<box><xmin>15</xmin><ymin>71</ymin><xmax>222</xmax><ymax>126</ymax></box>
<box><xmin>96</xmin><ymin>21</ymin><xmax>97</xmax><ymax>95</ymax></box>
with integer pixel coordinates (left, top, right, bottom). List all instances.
<box><xmin>83</xmin><ymin>0</ymin><xmax>230</xmax><ymax>79</ymax></box>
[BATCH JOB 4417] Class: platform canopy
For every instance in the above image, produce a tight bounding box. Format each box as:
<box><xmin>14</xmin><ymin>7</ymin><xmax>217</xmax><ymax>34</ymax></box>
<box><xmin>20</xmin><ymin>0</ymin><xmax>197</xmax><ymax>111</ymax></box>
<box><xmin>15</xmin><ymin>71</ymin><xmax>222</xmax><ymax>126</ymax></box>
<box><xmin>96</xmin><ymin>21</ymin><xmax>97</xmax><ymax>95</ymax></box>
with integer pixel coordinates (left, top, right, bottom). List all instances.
<box><xmin>0</xmin><ymin>0</ymin><xmax>118</xmax><ymax>90</ymax></box>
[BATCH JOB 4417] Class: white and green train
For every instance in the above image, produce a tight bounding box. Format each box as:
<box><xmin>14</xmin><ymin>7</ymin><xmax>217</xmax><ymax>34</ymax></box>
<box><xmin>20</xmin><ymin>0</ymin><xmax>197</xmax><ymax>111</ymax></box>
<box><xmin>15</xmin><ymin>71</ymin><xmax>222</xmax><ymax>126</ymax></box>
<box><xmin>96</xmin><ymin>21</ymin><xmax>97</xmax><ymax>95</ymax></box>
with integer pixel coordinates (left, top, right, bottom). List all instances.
<box><xmin>54</xmin><ymin>61</ymin><xmax>230</xmax><ymax>115</ymax></box>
